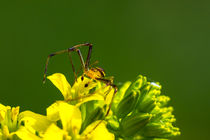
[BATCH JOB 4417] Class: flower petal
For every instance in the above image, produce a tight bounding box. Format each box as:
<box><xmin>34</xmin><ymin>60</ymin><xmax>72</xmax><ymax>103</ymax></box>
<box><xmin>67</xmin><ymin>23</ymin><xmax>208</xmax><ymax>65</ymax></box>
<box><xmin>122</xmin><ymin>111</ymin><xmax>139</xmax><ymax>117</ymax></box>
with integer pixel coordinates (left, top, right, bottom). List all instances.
<box><xmin>46</xmin><ymin>102</ymin><xmax>60</xmax><ymax>122</ymax></box>
<box><xmin>71</xmin><ymin>76</ymin><xmax>97</xmax><ymax>98</ymax></box>
<box><xmin>82</xmin><ymin>120</ymin><xmax>114</xmax><ymax>140</ymax></box>
<box><xmin>58</xmin><ymin>101</ymin><xmax>82</xmax><ymax>135</ymax></box>
<box><xmin>43</xmin><ymin>124</ymin><xmax>65</xmax><ymax>140</ymax></box>
<box><xmin>0</xmin><ymin>104</ymin><xmax>10</xmax><ymax>121</ymax></box>
<box><xmin>47</xmin><ymin>73</ymin><xmax>71</xmax><ymax>100</ymax></box>
<box><xmin>15</xmin><ymin>126</ymin><xmax>41</xmax><ymax>140</ymax></box>
<box><xmin>11</xmin><ymin>106</ymin><xmax>19</xmax><ymax>122</ymax></box>
<box><xmin>75</xmin><ymin>93</ymin><xmax>104</xmax><ymax>107</ymax></box>
<box><xmin>18</xmin><ymin>111</ymin><xmax>53</xmax><ymax>133</ymax></box>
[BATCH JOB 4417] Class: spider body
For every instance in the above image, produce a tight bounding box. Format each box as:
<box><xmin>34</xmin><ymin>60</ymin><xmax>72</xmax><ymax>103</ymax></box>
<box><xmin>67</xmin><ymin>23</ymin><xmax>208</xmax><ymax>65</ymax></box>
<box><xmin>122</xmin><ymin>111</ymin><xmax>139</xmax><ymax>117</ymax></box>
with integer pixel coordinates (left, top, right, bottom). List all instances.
<box><xmin>84</xmin><ymin>67</ymin><xmax>105</xmax><ymax>80</ymax></box>
<box><xmin>43</xmin><ymin>43</ymin><xmax>117</xmax><ymax>134</ymax></box>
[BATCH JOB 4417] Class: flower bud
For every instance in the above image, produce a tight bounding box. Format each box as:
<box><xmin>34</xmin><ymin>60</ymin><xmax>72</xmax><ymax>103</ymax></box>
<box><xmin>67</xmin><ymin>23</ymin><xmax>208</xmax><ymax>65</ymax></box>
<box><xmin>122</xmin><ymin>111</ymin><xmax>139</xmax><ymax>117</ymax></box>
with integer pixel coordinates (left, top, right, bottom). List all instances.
<box><xmin>116</xmin><ymin>90</ymin><xmax>139</xmax><ymax>119</ymax></box>
<box><xmin>150</xmin><ymin>82</ymin><xmax>161</xmax><ymax>90</ymax></box>
<box><xmin>124</xmin><ymin>75</ymin><xmax>147</xmax><ymax>97</ymax></box>
<box><xmin>137</xmin><ymin>95</ymin><xmax>157</xmax><ymax>113</ymax></box>
<box><xmin>120</xmin><ymin>113</ymin><xmax>152</xmax><ymax>137</ymax></box>
<box><xmin>134</xmin><ymin>84</ymin><xmax>151</xmax><ymax>109</ymax></box>
<box><xmin>132</xmin><ymin>75</ymin><xmax>147</xmax><ymax>90</ymax></box>
<box><xmin>113</xmin><ymin>81</ymin><xmax>132</xmax><ymax>111</ymax></box>
<box><xmin>107</xmin><ymin>116</ymin><xmax>120</xmax><ymax>133</ymax></box>
<box><xmin>157</xmin><ymin>95</ymin><xmax>170</xmax><ymax>107</ymax></box>
<box><xmin>142</xmin><ymin>122</ymin><xmax>180</xmax><ymax>138</ymax></box>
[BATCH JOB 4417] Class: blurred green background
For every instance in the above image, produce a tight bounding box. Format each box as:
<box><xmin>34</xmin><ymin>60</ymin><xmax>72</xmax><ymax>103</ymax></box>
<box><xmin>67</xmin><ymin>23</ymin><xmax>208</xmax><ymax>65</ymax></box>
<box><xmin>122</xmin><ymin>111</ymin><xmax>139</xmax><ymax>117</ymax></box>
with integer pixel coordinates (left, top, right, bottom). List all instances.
<box><xmin>0</xmin><ymin>0</ymin><xmax>209</xmax><ymax>139</ymax></box>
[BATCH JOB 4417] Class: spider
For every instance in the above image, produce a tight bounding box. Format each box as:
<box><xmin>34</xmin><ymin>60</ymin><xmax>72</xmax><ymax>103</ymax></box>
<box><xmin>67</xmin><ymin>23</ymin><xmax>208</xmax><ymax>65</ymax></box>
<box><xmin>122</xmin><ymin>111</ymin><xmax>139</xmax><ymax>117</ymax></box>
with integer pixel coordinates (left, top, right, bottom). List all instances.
<box><xmin>43</xmin><ymin>43</ymin><xmax>118</xmax><ymax>133</ymax></box>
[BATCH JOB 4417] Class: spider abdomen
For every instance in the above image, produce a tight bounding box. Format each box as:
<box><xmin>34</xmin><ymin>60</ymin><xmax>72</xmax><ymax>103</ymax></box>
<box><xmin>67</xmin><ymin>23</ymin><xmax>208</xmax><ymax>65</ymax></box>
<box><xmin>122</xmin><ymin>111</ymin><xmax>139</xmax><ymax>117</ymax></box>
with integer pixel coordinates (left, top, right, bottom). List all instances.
<box><xmin>85</xmin><ymin>67</ymin><xmax>105</xmax><ymax>80</ymax></box>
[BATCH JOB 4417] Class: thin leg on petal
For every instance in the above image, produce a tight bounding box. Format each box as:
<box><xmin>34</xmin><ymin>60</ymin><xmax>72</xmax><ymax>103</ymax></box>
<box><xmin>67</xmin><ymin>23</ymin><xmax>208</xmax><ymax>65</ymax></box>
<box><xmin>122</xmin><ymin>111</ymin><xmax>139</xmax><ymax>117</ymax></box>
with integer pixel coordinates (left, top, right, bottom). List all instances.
<box><xmin>43</xmin><ymin>43</ymin><xmax>92</xmax><ymax>83</ymax></box>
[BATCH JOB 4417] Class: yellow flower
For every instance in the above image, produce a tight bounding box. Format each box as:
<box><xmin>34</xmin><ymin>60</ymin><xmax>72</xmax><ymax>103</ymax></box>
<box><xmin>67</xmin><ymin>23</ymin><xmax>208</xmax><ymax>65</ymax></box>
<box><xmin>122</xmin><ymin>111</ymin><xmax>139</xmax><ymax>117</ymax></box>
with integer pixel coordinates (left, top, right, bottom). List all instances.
<box><xmin>47</xmin><ymin>73</ymin><xmax>111</xmax><ymax>106</ymax></box>
<box><xmin>45</xmin><ymin>101</ymin><xmax>114</xmax><ymax>140</ymax></box>
<box><xmin>0</xmin><ymin>104</ymin><xmax>20</xmax><ymax>139</ymax></box>
<box><xmin>0</xmin><ymin>104</ymin><xmax>54</xmax><ymax>140</ymax></box>
<box><xmin>18</xmin><ymin>110</ymin><xmax>54</xmax><ymax>137</ymax></box>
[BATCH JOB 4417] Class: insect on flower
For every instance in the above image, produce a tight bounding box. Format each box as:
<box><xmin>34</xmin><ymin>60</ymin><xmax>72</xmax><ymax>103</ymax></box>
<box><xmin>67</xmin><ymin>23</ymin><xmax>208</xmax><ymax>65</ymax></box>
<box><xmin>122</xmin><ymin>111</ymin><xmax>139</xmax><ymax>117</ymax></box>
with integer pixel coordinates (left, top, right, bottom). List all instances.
<box><xmin>43</xmin><ymin>43</ymin><xmax>118</xmax><ymax>132</ymax></box>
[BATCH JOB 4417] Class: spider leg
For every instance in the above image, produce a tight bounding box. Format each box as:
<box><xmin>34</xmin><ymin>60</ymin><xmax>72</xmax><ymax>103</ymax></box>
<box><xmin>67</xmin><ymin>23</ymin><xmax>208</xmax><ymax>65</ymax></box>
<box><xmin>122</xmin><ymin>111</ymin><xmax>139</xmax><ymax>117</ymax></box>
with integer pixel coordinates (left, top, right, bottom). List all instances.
<box><xmin>43</xmin><ymin>49</ymin><xmax>68</xmax><ymax>83</ymax></box>
<box><xmin>68</xmin><ymin>43</ymin><xmax>93</xmax><ymax>70</ymax></box>
<box><xmin>67</xmin><ymin>48</ymin><xmax>87</xmax><ymax>83</ymax></box>
<box><xmin>85</xmin><ymin>78</ymin><xmax>118</xmax><ymax>135</ymax></box>
<box><xmin>68</xmin><ymin>45</ymin><xmax>92</xmax><ymax>82</ymax></box>
<box><xmin>85</xmin><ymin>43</ymin><xmax>93</xmax><ymax>70</ymax></box>
<box><xmin>43</xmin><ymin>43</ymin><xmax>92</xmax><ymax>83</ymax></box>
<box><xmin>94</xmin><ymin>78</ymin><xmax>118</xmax><ymax>115</ymax></box>
<box><xmin>103</xmin><ymin>82</ymin><xmax>118</xmax><ymax>116</ymax></box>
<box><xmin>89</xmin><ymin>60</ymin><xmax>99</xmax><ymax>68</ymax></box>
<box><xmin>75</xmin><ymin>49</ymin><xmax>86</xmax><ymax>70</ymax></box>
<box><xmin>67</xmin><ymin>50</ymin><xmax>78</xmax><ymax>82</ymax></box>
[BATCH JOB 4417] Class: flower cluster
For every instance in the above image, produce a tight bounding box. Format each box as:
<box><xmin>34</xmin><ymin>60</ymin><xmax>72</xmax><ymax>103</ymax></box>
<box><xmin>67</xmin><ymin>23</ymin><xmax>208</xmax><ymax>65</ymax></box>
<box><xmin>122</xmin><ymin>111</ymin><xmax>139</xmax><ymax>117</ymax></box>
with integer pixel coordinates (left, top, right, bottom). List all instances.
<box><xmin>0</xmin><ymin>73</ymin><xmax>180</xmax><ymax>140</ymax></box>
<box><xmin>108</xmin><ymin>75</ymin><xmax>180</xmax><ymax>139</ymax></box>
